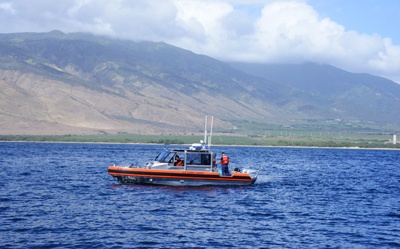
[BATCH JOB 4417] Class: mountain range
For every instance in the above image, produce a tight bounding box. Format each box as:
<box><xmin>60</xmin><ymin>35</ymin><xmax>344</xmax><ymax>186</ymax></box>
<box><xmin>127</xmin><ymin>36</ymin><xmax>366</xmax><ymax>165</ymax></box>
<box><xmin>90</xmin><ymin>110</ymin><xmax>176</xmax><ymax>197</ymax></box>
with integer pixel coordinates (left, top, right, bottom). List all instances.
<box><xmin>1</xmin><ymin>31</ymin><xmax>399</xmax><ymax>135</ymax></box>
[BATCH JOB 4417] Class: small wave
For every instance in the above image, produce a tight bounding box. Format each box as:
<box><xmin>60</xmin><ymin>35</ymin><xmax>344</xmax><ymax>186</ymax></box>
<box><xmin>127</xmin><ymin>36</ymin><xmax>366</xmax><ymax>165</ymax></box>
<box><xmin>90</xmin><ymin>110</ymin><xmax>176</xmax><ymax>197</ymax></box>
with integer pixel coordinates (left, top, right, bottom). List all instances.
<box><xmin>386</xmin><ymin>212</ymin><xmax>400</xmax><ymax>218</ymax></box>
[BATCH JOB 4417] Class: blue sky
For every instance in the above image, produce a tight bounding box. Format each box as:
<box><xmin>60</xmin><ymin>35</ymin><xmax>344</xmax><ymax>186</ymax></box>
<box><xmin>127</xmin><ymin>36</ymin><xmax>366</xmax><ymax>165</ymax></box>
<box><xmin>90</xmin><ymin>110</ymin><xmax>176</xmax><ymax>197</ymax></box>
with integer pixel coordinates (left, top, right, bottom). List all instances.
<box><xmin>308</xmin><ymin>0</ymin><xmax>400</xmax><ymax>44</ymax></box>
<box><xmin>0</xmin><ymin>0</ymin><xmax>399</xmax><ymax>83</ymax></box>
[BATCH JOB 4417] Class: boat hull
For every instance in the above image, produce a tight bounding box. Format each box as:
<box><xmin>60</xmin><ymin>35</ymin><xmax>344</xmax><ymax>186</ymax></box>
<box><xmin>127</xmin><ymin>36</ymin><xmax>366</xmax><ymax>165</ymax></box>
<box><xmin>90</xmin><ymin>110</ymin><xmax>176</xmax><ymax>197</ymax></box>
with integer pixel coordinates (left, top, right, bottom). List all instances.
<box><xmin>108</xmin><ymin>166</ymin><xmax>257</xmax><ymax>186</ymax></box>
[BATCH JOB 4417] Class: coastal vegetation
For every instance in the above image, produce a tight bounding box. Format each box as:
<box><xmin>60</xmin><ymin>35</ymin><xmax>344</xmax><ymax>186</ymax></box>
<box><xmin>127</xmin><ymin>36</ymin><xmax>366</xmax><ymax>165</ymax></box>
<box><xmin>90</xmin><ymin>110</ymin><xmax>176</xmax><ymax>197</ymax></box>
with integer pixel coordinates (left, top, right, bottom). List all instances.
<box><xmin>1</xmin><ymin>131</ymin><xmax>399</xmax><ymax>149</ymax></box>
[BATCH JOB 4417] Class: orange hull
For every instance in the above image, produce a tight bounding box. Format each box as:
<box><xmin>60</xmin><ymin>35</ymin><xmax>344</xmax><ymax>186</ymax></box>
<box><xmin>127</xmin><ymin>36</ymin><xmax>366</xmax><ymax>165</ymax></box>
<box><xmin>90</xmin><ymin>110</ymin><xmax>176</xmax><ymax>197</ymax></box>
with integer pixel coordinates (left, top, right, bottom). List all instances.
<box><xmin>108</xmin><ymin>166</ymin><xmax>256</xmax><ymax>186</ymax></box>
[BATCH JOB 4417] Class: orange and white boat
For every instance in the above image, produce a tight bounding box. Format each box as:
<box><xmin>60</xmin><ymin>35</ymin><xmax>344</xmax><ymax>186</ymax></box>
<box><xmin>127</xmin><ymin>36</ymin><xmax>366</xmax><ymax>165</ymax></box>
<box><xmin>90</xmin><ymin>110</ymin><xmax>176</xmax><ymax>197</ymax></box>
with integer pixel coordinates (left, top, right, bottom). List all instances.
<box><xmin>108</xmin><ymin>116</ymin><xmax>260</xmax><ymax>186</ymax></box>
<box><xmin>108</xmin><ymin>144</ymin><xmax>259</xmax><ymax>186</ymax></box>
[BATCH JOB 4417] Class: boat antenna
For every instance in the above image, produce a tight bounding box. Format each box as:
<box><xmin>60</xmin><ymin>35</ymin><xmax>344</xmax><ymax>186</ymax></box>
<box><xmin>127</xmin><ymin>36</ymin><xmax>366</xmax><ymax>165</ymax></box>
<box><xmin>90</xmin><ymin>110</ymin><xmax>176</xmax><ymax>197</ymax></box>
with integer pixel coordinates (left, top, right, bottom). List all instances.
<box><xmin>204</xmin><ymin>115</ymin><xmax>208</xmax><ymax>145</ymax></box>
<box><xmin>208</xmin><ymin>115</ymin><xmax>213</xmax><ymax>148</ymax></box>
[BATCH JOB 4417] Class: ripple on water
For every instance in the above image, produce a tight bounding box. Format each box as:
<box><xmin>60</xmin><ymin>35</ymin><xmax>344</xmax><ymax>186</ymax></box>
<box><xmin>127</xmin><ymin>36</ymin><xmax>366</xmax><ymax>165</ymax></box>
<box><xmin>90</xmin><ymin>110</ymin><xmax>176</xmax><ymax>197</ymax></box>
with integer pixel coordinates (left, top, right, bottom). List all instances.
<box><xmin>0</xmin><ymin>143</ymin><xmax>399</xmax><ymax>248</ymax></box>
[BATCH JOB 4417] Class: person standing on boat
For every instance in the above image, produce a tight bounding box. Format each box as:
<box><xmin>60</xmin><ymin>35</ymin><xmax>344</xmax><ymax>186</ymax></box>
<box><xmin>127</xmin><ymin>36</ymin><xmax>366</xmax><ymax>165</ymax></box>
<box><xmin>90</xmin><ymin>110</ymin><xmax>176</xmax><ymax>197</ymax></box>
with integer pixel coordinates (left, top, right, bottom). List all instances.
<box><xmin>220</xmin><ymin>152</ymin><xmax>230</xmax><ymax>176</ymax></box>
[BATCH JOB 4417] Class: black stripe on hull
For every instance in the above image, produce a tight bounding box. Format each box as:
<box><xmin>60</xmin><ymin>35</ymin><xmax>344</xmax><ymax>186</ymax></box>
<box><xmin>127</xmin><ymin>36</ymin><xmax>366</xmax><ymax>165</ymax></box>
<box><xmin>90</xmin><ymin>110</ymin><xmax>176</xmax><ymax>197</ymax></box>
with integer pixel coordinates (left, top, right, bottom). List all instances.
<box><xmin>113</xmin><ymin>176</ymin><xmax>255</xmax><ymax>186</ymax></box>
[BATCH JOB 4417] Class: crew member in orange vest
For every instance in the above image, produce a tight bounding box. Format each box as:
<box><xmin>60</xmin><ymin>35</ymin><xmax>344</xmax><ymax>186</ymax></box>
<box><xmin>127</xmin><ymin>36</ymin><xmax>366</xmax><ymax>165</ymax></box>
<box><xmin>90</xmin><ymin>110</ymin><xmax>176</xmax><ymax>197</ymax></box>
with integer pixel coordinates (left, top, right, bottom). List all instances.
<box><xmin>220</xmin><ymin>152</ymin><xmax>230</xmax><ymax>176</ymax></box>
<box><xmin>174</xmin><ymin>155</ymin><xmax>183</xmax><ymax>166</ymax></box>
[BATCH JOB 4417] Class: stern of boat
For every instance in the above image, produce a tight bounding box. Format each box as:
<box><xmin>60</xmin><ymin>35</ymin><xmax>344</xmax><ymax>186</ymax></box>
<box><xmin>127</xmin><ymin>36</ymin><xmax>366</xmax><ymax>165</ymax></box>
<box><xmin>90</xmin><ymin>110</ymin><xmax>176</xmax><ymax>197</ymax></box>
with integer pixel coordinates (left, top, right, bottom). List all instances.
<box><xmin>241</xmin><ymin>167</ymin><xmax>260</xmax><ymax>183</ymax></box>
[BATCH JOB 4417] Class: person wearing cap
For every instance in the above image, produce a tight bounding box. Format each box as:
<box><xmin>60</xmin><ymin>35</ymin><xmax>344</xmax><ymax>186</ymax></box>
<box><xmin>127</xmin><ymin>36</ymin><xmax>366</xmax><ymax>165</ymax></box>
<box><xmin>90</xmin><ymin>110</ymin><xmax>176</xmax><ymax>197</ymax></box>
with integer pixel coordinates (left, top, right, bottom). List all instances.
<box><xmin>220</xmin><ymin>152</ymin><xmax>230</xmax><ymax>176</ymax></box>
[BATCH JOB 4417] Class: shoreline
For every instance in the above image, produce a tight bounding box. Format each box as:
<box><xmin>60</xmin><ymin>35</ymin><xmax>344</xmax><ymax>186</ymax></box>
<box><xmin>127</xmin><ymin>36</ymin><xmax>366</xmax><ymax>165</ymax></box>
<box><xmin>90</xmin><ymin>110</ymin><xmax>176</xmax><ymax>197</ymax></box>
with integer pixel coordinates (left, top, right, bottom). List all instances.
<box><xmin>1</xmin><ymin>140</ymin><xmax>398</xmax><ymax>151</ymax></box>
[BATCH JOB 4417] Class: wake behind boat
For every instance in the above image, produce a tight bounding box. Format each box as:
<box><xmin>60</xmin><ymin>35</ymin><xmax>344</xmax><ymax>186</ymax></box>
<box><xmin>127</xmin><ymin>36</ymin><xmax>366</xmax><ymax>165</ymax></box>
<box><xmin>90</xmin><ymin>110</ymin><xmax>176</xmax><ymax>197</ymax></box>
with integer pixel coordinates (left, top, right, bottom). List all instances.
<box><xmin>108</xmin><ymin>116</ymin><xmax>260</xmax><ymax>186</ymax></box>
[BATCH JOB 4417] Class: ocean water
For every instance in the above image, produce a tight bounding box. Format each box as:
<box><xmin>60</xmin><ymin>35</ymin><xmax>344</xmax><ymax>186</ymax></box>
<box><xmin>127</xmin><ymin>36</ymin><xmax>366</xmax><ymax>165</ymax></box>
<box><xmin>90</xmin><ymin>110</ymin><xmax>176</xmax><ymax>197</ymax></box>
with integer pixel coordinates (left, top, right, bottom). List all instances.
<box><xmin>0</xmin><ymin>142</ymin><xmax>399</xmax><ymax>248</ymax></box>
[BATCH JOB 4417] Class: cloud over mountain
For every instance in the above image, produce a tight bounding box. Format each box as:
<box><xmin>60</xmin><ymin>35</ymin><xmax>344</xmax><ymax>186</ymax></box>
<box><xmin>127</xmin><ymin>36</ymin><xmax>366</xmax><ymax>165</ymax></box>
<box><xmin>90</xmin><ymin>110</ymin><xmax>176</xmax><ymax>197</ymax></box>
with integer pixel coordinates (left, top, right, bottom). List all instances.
<box><xmin>0</xmin><ymin>0</ymin><xmax>399</xmax><ymax>83</ymax></box>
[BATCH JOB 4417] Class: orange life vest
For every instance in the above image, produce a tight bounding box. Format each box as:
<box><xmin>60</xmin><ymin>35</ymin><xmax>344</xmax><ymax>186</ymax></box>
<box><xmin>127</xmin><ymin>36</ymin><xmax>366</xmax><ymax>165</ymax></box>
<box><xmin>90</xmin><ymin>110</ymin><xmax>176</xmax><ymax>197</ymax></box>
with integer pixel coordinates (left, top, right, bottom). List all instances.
<box><xmin>175</xmin><ymin>159</ymin><xmax>183</xmax><ymax>166</ymax></box>
<box><xmin>220</xmin><ymin>154</ymin><xmax>229</xmax><ymax>165</ymax></box>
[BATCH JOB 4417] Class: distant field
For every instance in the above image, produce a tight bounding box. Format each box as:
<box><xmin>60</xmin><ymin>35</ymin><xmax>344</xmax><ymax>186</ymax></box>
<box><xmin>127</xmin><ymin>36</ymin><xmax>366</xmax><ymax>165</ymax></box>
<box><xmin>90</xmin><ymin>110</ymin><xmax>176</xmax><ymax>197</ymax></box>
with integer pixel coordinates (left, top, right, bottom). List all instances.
<box><xmin>1</xmin><ymin>132</ymin><xmax>399</xmax><ymax>149</ymax></box>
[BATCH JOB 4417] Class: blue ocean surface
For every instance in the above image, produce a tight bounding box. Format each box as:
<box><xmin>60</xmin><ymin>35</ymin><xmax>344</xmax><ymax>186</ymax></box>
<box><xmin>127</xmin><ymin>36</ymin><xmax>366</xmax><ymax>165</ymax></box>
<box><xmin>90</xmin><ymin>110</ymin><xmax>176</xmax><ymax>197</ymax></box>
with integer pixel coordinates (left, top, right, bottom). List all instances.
<box><xmin>0</xmin><ymin>142</ymin><xmax>399</xmax><ymax>248</ymax></box>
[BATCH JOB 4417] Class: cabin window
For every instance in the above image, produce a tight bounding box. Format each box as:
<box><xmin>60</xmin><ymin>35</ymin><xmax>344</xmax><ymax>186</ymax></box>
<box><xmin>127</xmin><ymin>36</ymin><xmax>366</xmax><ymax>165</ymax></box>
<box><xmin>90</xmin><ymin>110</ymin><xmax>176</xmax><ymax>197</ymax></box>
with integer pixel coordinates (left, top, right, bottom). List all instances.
<box><xmin>201</xmin><ymin>154</ymin><xmax>211</xmax><ymax>165</ymax></box>
<box><xmin>186</xmin><ymin>153</ymin><xmax>211</xmax><ymax>165</ymax></box>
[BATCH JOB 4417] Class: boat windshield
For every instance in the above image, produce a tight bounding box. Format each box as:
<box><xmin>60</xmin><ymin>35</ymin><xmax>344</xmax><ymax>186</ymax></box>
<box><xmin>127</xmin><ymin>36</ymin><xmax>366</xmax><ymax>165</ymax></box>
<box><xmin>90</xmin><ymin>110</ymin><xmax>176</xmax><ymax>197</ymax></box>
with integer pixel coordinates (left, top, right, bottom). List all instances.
<box><xmin>155</xmin><ymin>150</ymin><xmax>169</xmax><ymax>162</ymax></box>
<box><xmin>155</xmin><ymin>150</ymin><xmax>175</xmax><ymax>163</ymax></box>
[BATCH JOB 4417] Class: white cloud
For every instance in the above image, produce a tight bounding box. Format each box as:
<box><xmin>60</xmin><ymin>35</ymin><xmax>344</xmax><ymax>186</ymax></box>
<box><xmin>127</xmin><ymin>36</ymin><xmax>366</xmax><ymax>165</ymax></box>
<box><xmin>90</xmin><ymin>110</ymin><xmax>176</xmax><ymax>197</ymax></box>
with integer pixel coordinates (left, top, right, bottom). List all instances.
<box><xmin>0</xmin><ymin>2</ymin><xmax>16</xmax><ymax>14</ymax></box>
<box><xmin>169</xmin><ymin>0</ymin><xmax>400</xmax><ymax>83</ymax></box>
<box><xmin>0</xmin><ymin>0</ymin><xmax>399</xmax><ymax>83</ymax></box>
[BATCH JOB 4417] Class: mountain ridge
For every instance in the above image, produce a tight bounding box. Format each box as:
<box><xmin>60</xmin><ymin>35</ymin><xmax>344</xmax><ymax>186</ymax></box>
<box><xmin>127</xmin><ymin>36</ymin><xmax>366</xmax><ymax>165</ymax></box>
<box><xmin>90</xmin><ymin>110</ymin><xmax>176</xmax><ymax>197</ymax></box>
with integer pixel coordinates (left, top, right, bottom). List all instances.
<box><xmin>1</xmin><ymin>31</ymin><xmax>399</xmax><ymax>135</ymax></box>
